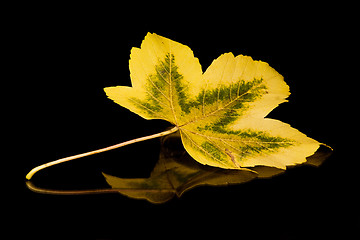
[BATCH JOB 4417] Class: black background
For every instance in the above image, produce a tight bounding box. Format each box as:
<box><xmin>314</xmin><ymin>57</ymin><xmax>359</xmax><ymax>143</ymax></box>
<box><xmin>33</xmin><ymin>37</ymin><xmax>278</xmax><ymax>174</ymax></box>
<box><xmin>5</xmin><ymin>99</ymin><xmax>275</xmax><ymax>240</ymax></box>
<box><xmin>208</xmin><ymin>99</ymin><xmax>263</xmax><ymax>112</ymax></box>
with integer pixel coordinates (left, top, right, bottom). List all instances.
<box><xmin>16</xmin><ymin>4</ymin><xmax>357</xmax><ymax>239</ymax></box>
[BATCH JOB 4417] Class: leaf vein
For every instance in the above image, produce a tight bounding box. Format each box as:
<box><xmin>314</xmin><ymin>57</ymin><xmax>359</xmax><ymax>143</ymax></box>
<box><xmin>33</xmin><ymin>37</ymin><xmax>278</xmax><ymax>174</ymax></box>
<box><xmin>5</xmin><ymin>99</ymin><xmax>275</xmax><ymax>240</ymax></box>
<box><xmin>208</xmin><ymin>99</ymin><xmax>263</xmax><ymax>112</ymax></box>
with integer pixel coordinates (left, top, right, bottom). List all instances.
<box><xmin>148</xmin><ymin>40</ymin><xmax>171</xmax><ymax>85</ymax></box>
<box><xmin>129</xmin><ymin>97</ymin><xmax>168</xmax><ymax>120</ymax></box>
<box><xmin>146</xmin><ymin>75</ymin><xmax>171</xmax><ymax>102</ymax></box>
<box><xmin>144</xmin><ymin>89</ymin><xmax>172</xmax><ymax>109</ymax></box>
<box><xmin>168</xmin><ymin>43</ymin><xmax>178</xmax><ymax>126</ymax></box>
<box><xmin>181</xmin><ymin>79</ymin><xmax>264</xmax><ymax>127</ymax></box>
<box><xmin>180</xmin><ymin>130</ymin><xmax>228</xmax><ymax>167</ymax></box>
<box><xmin>181</xmin><ymin>128</ymin><xmax>293</xmax><ymax>145</ymax></box>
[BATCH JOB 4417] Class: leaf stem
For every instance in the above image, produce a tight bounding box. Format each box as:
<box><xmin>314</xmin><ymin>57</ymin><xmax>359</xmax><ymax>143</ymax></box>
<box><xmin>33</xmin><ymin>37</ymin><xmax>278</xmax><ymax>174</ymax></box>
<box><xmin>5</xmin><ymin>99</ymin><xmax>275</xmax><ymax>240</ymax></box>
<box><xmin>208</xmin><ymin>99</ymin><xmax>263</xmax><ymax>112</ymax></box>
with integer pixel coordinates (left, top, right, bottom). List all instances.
<box><xmin>25</xmin><ymin>126</ymin><xmax>179</xmax><ymax>180</ymax></box>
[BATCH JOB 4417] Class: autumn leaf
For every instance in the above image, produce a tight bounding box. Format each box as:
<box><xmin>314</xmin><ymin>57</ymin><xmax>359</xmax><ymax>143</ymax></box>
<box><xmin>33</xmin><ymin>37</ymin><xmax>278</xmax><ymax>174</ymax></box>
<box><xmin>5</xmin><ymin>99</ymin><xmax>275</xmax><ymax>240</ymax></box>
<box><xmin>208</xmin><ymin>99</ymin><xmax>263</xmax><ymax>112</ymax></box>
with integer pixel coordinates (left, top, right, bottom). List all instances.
<box><xmin>25</xmin><ymin>32</ymin><xmax>329</xmax><ymax>181</ymax></box>
<box><xmin>104</xmin><ymin>33</ymin><xmax>321</xmax><ymax>170</ymax></box>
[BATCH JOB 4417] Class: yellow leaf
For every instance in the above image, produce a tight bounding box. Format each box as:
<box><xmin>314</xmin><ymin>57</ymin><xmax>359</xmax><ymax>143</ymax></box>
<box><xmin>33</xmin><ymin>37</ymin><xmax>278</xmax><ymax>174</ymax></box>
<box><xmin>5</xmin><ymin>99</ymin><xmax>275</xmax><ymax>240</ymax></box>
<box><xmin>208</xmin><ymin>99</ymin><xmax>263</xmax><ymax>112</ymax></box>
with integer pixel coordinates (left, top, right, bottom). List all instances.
<box><xmin>104</xmin><ymin>33</ymin><xmax>324</xmax><ymax>170</ymax></box>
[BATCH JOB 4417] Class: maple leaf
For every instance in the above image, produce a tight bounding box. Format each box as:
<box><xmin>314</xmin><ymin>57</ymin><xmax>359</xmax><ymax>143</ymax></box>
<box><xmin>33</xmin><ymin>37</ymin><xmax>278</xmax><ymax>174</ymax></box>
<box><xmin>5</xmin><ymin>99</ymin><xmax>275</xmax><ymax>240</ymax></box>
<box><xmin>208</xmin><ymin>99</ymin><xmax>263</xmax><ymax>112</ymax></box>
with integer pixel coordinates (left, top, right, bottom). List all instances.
<box><xmin>104</xmin><ymin>33</ymin><xmax>321</xmax><ymax>170</ymax></box>
<box><xmin>25</xmin><ymin>32</ymin><xmax>329</xmax><ymax>181</ymax></box>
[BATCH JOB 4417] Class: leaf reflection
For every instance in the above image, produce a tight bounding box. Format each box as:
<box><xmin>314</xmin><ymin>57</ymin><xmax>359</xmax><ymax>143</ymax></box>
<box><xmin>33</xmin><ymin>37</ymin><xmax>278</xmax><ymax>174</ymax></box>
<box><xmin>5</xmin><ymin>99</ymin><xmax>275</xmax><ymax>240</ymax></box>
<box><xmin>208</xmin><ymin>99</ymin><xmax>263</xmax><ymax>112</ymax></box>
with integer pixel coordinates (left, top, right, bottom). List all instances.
<box><xmin>26</xmin><ymin>132</ymin><xmax>332</xmax><ymax>204</ymax></box>
<box><xmin>103</xmin><ymin>132</ymin><xmax>332</xmax><ymax>204</ymax></box>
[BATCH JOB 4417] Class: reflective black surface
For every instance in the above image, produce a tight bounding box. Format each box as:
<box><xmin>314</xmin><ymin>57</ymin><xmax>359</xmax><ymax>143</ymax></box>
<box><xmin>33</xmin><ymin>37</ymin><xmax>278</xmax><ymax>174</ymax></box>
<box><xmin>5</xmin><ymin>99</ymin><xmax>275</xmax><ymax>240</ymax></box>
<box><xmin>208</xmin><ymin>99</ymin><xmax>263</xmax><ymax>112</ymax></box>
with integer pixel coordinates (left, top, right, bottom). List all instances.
<box><xmin>26</xmin><ymin>133</ymin><xmax>333</xmax><ymax>205</ymax></box>
<box><xmin>18</xmin><ymin>8</ymin><xmax>357</xmax><ymax>239</ymax></box>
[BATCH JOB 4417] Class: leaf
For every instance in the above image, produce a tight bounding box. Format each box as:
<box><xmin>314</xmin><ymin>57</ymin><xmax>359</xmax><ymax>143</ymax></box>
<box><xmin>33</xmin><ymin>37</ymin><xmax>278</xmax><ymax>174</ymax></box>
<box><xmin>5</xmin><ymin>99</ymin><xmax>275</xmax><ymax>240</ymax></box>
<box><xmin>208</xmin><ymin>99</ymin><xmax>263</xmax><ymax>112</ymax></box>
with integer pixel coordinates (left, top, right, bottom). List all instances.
<box><xmin>104</xmin><ymin>33</ymin><xmax>322</xmax><ymax>170</ymax></box>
